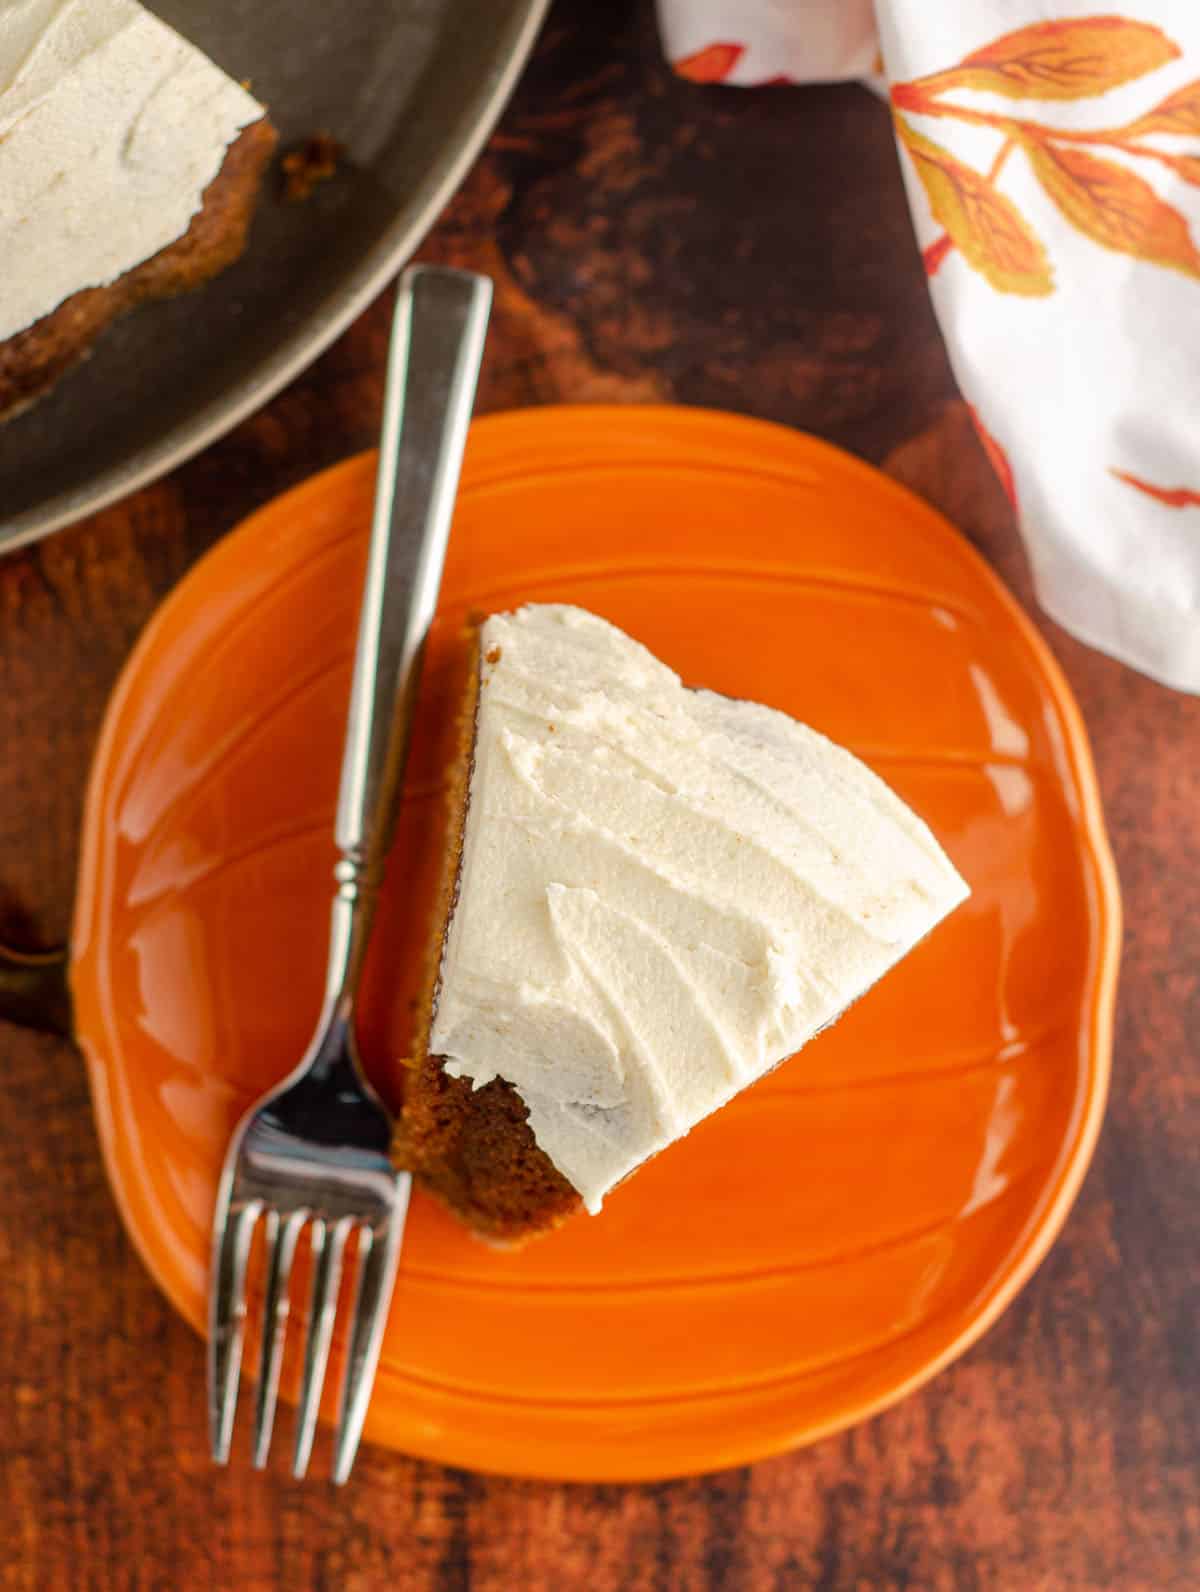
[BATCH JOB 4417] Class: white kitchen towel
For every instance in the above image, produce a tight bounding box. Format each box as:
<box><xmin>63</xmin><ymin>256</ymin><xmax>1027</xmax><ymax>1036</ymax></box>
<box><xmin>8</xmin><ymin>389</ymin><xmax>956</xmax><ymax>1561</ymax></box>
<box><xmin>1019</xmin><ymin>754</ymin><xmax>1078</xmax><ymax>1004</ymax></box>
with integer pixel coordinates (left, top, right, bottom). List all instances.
<box><xmin>659</xmin><ymin>1</ymin><xmax>1200</xmax><ymax>693</ymax></box>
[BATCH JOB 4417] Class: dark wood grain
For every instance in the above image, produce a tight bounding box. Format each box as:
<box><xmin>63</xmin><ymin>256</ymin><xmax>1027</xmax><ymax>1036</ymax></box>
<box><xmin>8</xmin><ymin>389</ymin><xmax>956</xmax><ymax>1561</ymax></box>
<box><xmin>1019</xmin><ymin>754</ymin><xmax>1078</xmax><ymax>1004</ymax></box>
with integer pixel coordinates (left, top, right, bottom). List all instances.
<box><xmin>1</xmin><ymin>5</ymin><xmax>1197</xmax><ymax>1588</ymax></box>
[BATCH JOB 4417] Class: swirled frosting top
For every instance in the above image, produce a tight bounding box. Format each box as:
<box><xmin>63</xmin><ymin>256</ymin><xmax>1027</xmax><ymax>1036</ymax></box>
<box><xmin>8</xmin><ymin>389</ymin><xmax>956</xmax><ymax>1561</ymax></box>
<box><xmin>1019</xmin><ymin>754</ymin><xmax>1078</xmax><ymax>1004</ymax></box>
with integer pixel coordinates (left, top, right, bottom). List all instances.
<box><xmin>430</xmin><ymin>604</ymin><xmax>969</xmax><ymax>1213</ymax></box>
<box><xmin>0</xmin><ymin>0</ymin><xmax>263</xmax><ymax>341</ymax></box>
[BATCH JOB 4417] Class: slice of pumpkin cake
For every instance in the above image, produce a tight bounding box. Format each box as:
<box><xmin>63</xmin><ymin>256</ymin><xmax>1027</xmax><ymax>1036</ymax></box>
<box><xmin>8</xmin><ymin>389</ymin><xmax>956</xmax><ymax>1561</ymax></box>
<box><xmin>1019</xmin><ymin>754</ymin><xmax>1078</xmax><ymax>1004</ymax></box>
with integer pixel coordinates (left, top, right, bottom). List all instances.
<box><xmin>0</xmin><ymin>0</ymin><xmax>276</xmax><ymax>419</ymax></box>
<box><xmin>395</xmin><ymin>604</ymin><xmax>969</xmax><ymax>1242</ymax></box>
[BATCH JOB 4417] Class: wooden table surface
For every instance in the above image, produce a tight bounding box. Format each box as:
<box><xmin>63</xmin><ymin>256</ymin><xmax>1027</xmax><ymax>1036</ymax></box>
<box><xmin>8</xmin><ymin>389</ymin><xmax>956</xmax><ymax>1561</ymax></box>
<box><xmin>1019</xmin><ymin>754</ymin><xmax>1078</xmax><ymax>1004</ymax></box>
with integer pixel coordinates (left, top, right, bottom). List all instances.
<box><xmin>2</xmin><ymin>7</ymin><xmax>1197</xmax><ymax>1589</ymax></box>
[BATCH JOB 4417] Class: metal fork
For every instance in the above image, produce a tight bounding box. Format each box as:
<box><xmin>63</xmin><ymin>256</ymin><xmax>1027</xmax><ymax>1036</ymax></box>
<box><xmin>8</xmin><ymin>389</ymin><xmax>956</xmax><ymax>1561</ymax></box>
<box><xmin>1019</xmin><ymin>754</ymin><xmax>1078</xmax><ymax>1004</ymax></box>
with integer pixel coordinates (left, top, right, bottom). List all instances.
<box><xmin>207</xmin><ymin>265</ymin><xmax>492</xmax><ymax>1483</ymax></box>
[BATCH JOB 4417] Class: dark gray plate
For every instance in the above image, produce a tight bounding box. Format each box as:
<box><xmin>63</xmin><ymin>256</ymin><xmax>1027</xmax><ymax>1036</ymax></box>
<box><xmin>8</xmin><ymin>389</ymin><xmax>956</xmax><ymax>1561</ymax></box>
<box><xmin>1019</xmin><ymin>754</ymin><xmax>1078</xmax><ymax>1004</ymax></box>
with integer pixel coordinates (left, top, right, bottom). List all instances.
<box><xmin>0</xmin><ymin>0</ymin><xmax>548</xmax><ymax>554</ymax></box>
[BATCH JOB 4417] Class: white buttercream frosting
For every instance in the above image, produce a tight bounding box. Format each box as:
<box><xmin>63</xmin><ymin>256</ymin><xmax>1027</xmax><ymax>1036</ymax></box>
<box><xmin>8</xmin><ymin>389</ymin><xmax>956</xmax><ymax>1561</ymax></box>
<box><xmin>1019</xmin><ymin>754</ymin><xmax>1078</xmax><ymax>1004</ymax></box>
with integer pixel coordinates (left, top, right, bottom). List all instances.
<box><xmin>0</xmin><ymin>0</ymin><xmax>264</xmax><ymax>342</ymax></box>
<box><xmin>430</xmin><ymin>605</ymin><xmax>970</xmax><ymax>1214</ymax></box>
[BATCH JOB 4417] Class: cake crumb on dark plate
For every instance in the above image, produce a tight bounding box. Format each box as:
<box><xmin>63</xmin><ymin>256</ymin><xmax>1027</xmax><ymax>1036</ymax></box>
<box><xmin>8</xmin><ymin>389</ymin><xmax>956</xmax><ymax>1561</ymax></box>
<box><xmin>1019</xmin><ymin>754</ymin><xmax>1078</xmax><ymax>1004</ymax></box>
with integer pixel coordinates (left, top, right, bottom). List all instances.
<box><xmin>282</xmin><ymin>131</ymin><xmax>344</xmax><ymax>202</ymax></box>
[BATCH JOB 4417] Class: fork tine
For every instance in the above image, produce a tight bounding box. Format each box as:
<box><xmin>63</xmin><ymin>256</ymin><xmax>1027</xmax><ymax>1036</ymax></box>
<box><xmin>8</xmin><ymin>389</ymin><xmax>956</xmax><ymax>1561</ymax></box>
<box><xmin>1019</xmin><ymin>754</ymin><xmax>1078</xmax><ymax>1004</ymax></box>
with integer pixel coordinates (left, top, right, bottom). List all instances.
<box><xmin>291</xmin><ymin>1215</ymin><xmax>352</xmax><ymax>1478</ymax></box>
<box><xmin>251</xmin><ymin>1208</ymin><xmax>306</xmax><ymax>1469</ymax></box>
<box><xmin>332</xmin><ymin>1185</ymin><xmax>410</xmax><ymax>1485</ymax></box>
<box><xmin>208</xmin><ymin>1198</ymin><xmax>262</xmax><ymax>1463</ymax></box>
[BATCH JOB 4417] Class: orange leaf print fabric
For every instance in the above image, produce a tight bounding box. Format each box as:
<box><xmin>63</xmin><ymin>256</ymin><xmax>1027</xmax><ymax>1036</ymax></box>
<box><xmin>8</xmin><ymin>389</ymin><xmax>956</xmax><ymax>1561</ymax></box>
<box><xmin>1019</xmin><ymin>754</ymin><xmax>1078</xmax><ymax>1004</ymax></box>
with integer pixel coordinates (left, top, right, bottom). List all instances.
<box><xmin>656</xmin><ymin>0</ymin><xmax>879</xmax><ymax>89</ymax></box>
<box><xmin>1023</xmin><ymin>140</ymin><xmax>1200</xmax><ymax>277</ymax></box>
<box><xmin>890</xmin><ymin>16</ymin><xmax>1200</xmax><ymax>295</ymax></box>
<box><xmin>1159</xmin><ymin>153</ymin><xmax>1200</xmax><ymax>187</ymax></box>
<box><xmin>968</xmin><ymin>407</ymin><xmax>1018</xmax><ymax>509</ymax></box>
<box><xmin>1112</xmin><ymin>471</ymin><xmax>1200</xmax><ymax>508</ymax></box>
<box><xmin>918</xmin><ymin>17</ymin><xmax>1179</xmax><ymax>101</ymax></box>
<box><xmin>1125</xmin><ymin>80</ymin><xmax>1200</xmax><ymax>135</ymax></box>
<box><xmin>897</xmin><ymin>119</ymin><xmax>1053</xmax><ymax>295</ymax></box>
<box><xmin>657</xmin><ymin>2</ymin><xmax>1200</xmax><ymax>689</ymax></box>
<box><xmin>674</xmin><ymin>42</ymin><xmax>743</xmax><ymax>83</ymax></box>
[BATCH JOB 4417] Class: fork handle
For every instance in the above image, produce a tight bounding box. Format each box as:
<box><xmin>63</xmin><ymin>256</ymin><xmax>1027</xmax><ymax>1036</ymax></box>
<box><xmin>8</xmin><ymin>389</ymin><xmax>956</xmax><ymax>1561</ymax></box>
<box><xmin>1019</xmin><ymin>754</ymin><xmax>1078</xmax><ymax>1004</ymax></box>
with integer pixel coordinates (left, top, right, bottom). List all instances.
<box><xmin>324</xmin><ymin>265</ymin><xmax>492</xmax><ymax>1016</ymax></box>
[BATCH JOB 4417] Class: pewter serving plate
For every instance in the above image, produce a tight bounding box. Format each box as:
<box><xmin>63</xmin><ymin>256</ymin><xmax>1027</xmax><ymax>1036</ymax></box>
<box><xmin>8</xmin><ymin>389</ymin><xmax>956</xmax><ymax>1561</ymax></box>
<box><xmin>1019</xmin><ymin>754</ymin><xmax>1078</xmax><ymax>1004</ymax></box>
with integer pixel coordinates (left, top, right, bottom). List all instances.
<box><xmin>0</xmin><ymin>0</ymin><xmax>549</xmax><ymax>554</ymax></box>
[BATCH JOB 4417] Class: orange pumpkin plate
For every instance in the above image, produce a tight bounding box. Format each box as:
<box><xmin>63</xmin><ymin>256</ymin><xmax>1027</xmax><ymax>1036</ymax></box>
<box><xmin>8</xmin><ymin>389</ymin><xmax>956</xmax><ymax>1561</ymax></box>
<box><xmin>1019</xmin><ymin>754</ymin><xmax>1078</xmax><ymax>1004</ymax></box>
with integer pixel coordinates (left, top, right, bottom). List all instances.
<box><xmin>70</xmin><ymin>406</ymin><xmax>1119</xmax><ymax>1480</ymax></box>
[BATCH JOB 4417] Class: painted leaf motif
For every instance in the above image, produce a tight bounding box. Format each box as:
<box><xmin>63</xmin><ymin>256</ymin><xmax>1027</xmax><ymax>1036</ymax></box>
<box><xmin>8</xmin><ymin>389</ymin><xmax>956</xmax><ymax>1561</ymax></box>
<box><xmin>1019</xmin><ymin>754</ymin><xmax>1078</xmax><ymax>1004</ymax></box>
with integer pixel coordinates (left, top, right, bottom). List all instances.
<box><xmin>1112</xmin><ymin>469</ymin><xmax>1200</xmax><ymax>508</ymax></box>
<box><xmin>1125</xmin><ymin>79</ymin><xmax>1200</xmax><ymax>136</ymax></box>
<box><xmin>896</xmin><ymin>119</ymin><xmax>1053</xmax><ymax>296</ymax></box>
<box><xmin>919</xmin><ymin>18</ymin><xmax>1179</xmax><ymax>102</ymax></box>
<box><xmin>1026</xmin><ymin>139</ymin><xmax>1200</xmax><ymax>278</ymax></box>
<box><xmin>969</xmin><ymin>408</ymin><xmax>1018</xmax><ymax>510</ymax></box>
<box><xmin>922</xmin><ymin>234</ymin><xmax>954</xmax><ymax>277</ymax></box>
<box><xmin>1161</xmin><ymin>154</ymin><xmax>1200</xmax><ymax>188</ymax></box>
<box><xmin>674</xmin><ymin>42</ymin><xmax>744</xmax><ymax>83</ymax></box>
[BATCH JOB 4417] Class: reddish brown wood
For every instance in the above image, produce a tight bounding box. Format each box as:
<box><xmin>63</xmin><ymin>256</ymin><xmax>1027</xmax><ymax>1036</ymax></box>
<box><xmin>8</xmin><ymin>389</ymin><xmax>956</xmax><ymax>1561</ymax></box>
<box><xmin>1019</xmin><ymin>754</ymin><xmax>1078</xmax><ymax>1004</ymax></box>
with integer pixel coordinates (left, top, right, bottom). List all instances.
<box><xmin>1</xmin><ymin>7</ymin><xmax>1197</xmax><ymax>1589</ymax></box>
